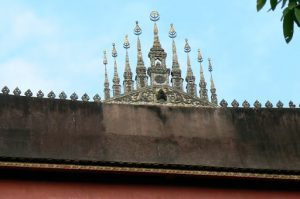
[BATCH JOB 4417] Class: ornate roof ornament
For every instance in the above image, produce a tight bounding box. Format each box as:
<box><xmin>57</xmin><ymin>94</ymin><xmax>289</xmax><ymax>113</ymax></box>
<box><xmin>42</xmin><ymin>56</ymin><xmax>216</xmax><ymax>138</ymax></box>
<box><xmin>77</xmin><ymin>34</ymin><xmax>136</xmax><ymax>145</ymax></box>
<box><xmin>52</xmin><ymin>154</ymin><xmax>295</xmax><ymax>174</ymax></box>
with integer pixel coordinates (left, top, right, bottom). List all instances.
<box><xmin>254</xmin><ymin>100</ymin><xmax>262</xmax><ymax>109</ymax></box>
<box><xmin>242</xmin><ymin>100</ymin><xmax>250</xmax><ymax>108</ymax></box>
<box><xmin>37</xmin><ymin>90</ymin><xmax>44</xmax><ymax>98</ymax></box>
<box><xmin>70</xmin><ymin>92</ymin><xmax>78</xmax><ymax>101</ymax></box>
<box><xmin>101</xmin><ymin>11</ymin><xmax>218</xmax><ymax>108</ymax></box>
<box><xmin>59</xmin><ymin>91</ymin><xmax>67</xmax><ymax>100</ymax></box>
<box><xmin>82</xmin><ymin>93</ymin><xmax>90</xmax><ymax>102</ymax></box>
<box><xmin>276</xmin><ymin>100</ymin><xmax>284</xmax><ymax>108</ymax></box>
<box><xmin>289</xmin><ymin>100</ymin><xmax>296</xmax><ymax>108</ymax></box>
<box><xmin>134</xmin><ymin>21</ymin><xmax>147</xmax><ymax>89</ymax></box>
<box><xmin>103</xmin><ymin>50</ymin><xmax>110</xmax><ymax>100</ymax></box>
<box><xmin>112</xmin><ymin>43</ymin><xmax>121</xmax><ymax>97</ymax></box>
<box><xmin>134</xmin><ymin>21</ymin><xmax>142</xmax><ymax>36</ymax></box>
<box><xmin>231</xmin><ymin>99</ymin><xmax>239</xmax><ymax>108</ymax></box>
<box><xmin>13</xmin><ymin>87</ymin><xmax>21</xmax><ymax>96</ymax></box>
<box><xmin>265</xmin><ymin>100</ymin><xmax>273</xmax><ymax>108</ymax></box>
<box><xmin>47</xmin><ymin>91</ymin><xmax>56</xmax><ymax>99</ymax></box>
<box><xmin>1</xmin><ymin>86</ymin><xmax>10</xmax><ymax>95</ymax></box>
<box><xmin>220</xmin><ymin>99</ymin><xmax>228</xmax><ymax>108</ymax></box>
<box><xmin>184</xmin><ymin>39</ymin><xmax>197</xmax><ymax>97</ymax></box>
<box><xmin>93</xmin><ymin>94</ymin><xmax>101</xmax><ymax>102</ymax></box>
<box><xmin>150</xmin><ymin>11</ymin><xmax>161</xmax><ymax>48</ymax></box>
<box><xmin>198</xmin><ymin>49</ymin><xmax>208</xmax><ymax>101</ymax></box>
<box><xmin>208</xmin><ymin>58</ymin><xmax>218</xmax><ymax>106</ymax></box>
<box><xmin>24</xmin><ymin>89</ymin><xmax>33</xmax><ymax>97</ymax></box>
<box><xmin>169</xmin><ymin>23</ymin><xmax>183</xmax><ymax>91</ymax></box>
<box><xmin>123</xmin><ymin>35</ymin><xmax>134</xmax><ymax>94</ymax></box>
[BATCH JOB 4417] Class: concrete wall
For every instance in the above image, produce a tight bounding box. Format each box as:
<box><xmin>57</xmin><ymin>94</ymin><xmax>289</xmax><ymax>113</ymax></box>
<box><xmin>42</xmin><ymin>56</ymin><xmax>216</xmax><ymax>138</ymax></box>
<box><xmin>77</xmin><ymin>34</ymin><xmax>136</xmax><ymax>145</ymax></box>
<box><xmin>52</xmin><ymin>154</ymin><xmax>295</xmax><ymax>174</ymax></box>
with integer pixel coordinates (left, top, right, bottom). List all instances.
<box><xmin>1</xmin><ymin>95</ymin><xmax>300</xmax><ymax>170</ymax></box>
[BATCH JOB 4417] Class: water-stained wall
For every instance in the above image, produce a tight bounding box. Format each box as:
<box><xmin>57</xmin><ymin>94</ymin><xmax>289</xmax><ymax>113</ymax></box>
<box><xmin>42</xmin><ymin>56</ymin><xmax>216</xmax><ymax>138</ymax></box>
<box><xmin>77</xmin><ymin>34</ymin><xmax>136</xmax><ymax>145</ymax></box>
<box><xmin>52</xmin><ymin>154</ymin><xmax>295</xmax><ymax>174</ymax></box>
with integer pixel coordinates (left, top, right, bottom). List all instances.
<box><xmin>0</xmin><ymin>95</ymin><xmax>300</xmax><ymax>170</ymax></box>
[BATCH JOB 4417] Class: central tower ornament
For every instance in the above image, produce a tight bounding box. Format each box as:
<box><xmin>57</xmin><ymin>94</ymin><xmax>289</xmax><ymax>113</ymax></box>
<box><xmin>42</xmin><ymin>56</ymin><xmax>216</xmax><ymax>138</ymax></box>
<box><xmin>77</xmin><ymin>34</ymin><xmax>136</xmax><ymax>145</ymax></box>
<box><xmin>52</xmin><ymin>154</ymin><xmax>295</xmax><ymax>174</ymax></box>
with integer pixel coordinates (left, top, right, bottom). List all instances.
<box><xmin>150</xmin><ymin>11</ymin><xmax>160</xmax><ymax>22</ymax></box>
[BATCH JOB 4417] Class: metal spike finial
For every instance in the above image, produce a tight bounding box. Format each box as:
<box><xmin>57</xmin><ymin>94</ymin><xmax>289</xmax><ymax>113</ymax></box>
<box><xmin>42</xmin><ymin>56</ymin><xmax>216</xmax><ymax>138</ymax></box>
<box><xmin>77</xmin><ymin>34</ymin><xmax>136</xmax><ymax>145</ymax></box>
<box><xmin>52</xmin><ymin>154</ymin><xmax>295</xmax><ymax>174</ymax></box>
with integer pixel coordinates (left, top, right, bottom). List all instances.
<box><xmin>134</xmin><ymin>21</ymin><xmax>142</xmax><ymax>36</ymax></box>
<box><xmin>123</xmin><ymin>35</ymin><xmax>130</xmax><ymax>49</ymax></box>
<box><xmin>169</xmin><ymin>23</ymin><xmax>177</xmax><ymax>39</ymax></box>
<box><xmin>103</xmin><ymin>50</ymin><xmax>108</xmax><ymax>65</ymax></box>
<box><xmin>150</xmin><ymin>11</ymin><xmax>160</xmax><ymax>22</ymax></box>
<box><xmin>208</xmin><ymin>58</ymin><xmax>213</xmax><ymax>72</ymax></box>
<box><xmin>198</xmin><ymin>49</ymin><xmax>203</xmax><ymax>63</ymax></box>
<box><xmin>112</xmin><ymin>43</ymin><xmax>117</xmax><ymax>58</ymax></box>
<box><xmin>184</xmin><ymin>39</ymin><xmax>191</xmax><ymax>53</ymax></box>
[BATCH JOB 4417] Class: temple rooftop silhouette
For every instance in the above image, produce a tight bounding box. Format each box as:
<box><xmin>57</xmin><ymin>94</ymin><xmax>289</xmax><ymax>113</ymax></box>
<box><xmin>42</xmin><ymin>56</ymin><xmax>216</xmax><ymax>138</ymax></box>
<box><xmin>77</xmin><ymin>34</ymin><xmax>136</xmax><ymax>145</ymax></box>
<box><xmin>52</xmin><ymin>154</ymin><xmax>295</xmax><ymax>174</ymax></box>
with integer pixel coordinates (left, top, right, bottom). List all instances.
<box><xmin>0</xmin><ymin>10</ymin><xmax>300</xmax><ymax>198</ymax></box>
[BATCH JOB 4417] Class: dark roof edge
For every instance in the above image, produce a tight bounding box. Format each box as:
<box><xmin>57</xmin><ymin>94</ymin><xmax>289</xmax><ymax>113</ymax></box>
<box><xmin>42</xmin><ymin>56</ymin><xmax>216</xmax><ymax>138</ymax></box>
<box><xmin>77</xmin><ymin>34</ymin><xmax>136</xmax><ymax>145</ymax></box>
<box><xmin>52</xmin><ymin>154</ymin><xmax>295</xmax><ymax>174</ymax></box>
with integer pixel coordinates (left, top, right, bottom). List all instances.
<box><xmin>0</xmin><ymin>156</ymin><xmax>300</xmax><ymax>181</ymax></box>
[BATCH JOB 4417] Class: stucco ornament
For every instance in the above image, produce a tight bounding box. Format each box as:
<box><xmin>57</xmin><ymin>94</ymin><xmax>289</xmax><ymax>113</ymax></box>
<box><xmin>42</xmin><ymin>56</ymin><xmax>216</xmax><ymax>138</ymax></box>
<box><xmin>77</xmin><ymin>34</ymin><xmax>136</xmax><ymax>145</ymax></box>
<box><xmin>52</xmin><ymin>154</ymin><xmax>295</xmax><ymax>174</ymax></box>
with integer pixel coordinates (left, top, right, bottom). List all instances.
<box><xmin>37</xmin><ymin>90</ymin><xmax>44</xmax><ymax>98</ymax></box>
<box><xmin>1</xmin><ymin>86</ymin><xmax>10</xmax><ymax>95</ymax></box>
<box><xmin>48</xmin><ymin>91</ymin><xmax>56</xmax><ymax>99</ymax></box>
<box><xmin>59</xmin><ymin>91</ymin><xmax>67</xmax><ymax>100</ymax></box>
<box><xmin>82</xmin><ymin>93</ymin><xmax>90</xmax><ymax>102</ymax></box>
<box><xmin>93</xmin><ymin>94</ymin><xmax>101</xmax><ymax>102</ymax></box>
<box><xmin>70</xmin><ymin>93</ymin><xmax>78</xmax><ymax>101</ymax></box>
<box><xmin>25</xmin><ymin>89</ymin><xmax>33</xmax><ymax>97</ymax></box>
<box><xmin>13</xmin><ymin>87</ymin><xmax>21</xmax><ymax>96</ymax></box>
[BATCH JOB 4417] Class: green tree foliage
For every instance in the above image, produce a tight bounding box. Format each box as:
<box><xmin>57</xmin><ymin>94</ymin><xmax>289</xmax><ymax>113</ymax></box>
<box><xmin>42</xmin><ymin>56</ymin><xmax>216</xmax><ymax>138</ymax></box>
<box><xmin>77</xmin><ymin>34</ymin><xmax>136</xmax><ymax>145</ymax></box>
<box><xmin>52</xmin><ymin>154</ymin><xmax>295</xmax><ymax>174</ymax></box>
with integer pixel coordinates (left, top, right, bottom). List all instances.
<box><xmin>257</xmin><ymin>0</ymin><xmax>300</xmax><ymax>43</ymax></box>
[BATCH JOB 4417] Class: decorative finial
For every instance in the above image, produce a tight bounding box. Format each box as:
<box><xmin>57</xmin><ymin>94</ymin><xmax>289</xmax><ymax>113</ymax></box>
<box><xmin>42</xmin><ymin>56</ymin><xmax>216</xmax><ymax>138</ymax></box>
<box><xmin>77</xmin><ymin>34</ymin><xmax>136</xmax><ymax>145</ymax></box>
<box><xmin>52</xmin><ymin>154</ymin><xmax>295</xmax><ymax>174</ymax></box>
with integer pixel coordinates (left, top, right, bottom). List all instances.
<box><xmin>134</xmin><ymin>21</ymin><xmax>142</xmax><ymax>36</ymax></box>
<box><xmin>123</xmin><ymin>35</ymin><xmax>130</xmax><ymax>49</ymax></box>
<box><xmin>112</xmin><ymin>43</ymin><xmax>117</xmax><ymax>58</ymax></box>
<box><xmin>103</xmin><ymin>50</ymin><xmax>108</xmax><ymax>65</ymax></box>
<box><xmin>150</xmin><ymin>11</ymin><xmax>160</xmax><ymax>22</ymax></box>
<box><xmin>208</xmin><ymin>58</ymin><xmax>213</xmax><ymax>72</ymax></box>
<box><xmin>198</xmin><ymin>49</ymin><xmax>203</xmax><ymax>63</ymax></box>
<box><xmin>169</xmin><ymin>23</ymin><xmax>177</xmax><ymax>38</ymax></box>
<box><xmin>184</xmin><ymin>39</ymin><xmax>191</xmax><ymax>53</ymax></box>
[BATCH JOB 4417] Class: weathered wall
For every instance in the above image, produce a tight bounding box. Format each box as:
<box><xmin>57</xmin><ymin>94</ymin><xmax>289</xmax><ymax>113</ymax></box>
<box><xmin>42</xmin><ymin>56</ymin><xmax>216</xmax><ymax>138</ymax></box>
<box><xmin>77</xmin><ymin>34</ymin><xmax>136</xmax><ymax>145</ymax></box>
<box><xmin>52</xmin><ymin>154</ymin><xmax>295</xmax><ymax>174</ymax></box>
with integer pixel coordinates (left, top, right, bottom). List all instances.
<box><xmin>1</xmin><ymin>95</ymin><xmax>300</xmax><ymax>170</ymax></box>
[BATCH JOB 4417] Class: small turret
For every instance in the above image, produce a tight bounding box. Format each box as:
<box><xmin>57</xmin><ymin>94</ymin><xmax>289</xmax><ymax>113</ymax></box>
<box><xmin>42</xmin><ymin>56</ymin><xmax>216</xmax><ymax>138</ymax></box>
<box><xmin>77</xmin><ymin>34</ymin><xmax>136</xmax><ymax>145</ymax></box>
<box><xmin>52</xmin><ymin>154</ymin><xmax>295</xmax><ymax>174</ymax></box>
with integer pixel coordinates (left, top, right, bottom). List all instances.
<box><xmin>147</xmin><ymin>11</ymin><xmax>170</xmax><ymax>86</ymax></box>
<box><xmin>169</xmin><ymin>24</ymin><xmax>183</xmax><ymax>91</ymax></box>
<box><xmin>123</xmin><ymin>35</ymin><xmax>134</xmax><ymax>93</ymax></box>
<box><xmin>198</xmin><ymin>49</ymin><xmax>208</xmax><ymax>101</ymax></box>
<box><xmin>112</xmin><ymin>43</ymin><xmax>121</xmax><ymax>97</ymax></box>
<box><xmin>184</xmin><ymin>39</ymin><xmax>197</xmax><ymax>97</ymax></box>
<box><xmin>103</xmin><ymin>50</ymin><xmax>110</xmax><ymax>100</ymax></box>
<box><xmin>134</xmin><ymin>21</ymin><xmax>148</xmax><ymax>89</ymax></box>
<box><xmin>208</xmin><ymin>58</ymin><xmax>218</xmax><ymax>105</ymax></box>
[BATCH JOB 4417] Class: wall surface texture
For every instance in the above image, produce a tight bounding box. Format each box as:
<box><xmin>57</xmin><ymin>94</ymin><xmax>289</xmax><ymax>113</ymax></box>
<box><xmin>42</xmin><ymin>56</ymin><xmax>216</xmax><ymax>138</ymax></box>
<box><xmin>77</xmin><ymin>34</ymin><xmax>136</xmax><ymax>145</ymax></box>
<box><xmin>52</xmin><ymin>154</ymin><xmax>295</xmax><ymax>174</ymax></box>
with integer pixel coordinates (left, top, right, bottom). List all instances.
<box><xmin>1</xmin><ymin>95</ymin><xmax>300</xmax><ymax>171</ymax></box>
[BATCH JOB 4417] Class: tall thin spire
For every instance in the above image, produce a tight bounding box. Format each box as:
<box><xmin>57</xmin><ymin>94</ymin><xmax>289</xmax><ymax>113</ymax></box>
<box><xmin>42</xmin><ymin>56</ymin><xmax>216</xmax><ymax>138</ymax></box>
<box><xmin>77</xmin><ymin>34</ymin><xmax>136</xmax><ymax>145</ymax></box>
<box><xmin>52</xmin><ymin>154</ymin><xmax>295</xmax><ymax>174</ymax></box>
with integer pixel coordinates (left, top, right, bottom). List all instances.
<box><xmin>208</xmin><ymin>58</ymin><xmax>218</xmax><ymax>105</ymax></box>
<box><xmin>184</xmin><ymin>39</ymin><xmax>197</xmax><ymax>97</ymax></box>
<box><xmin>112</xmin><ymin>43</ymin><xmax>121</xmax><ymax>97</ymax></box>
<box><xmin>198</xmin><ymin>49</ymin><xmax>208</xmax><ymax>101</ymax></box>
<box><xmin>148</xmin><ymin>11</ymin><xmax>169</xmax><ymax>86</ymax></box>
<box><xmin>152</xmin><ymin>14</ymin><xmax>161</xmax><ymax>48</ymax></box>
<box><xmin>169</xmin><ymin>24</ymin><xmax>183</xmax><ymax>91</ymax></box>
<box><xmin>134</xmin><ymin>21</ymin><xmax>148</xmax><ymax>89</ymax></box>
<box><xmin>123</xmin><ymin>35</ymin><xmax>134</xmax><ymax>93</ymax></box>
<box><xmin>103</xmin><ymin>50</ymin><xmax>110</xmax><ymax>100</ymax></box>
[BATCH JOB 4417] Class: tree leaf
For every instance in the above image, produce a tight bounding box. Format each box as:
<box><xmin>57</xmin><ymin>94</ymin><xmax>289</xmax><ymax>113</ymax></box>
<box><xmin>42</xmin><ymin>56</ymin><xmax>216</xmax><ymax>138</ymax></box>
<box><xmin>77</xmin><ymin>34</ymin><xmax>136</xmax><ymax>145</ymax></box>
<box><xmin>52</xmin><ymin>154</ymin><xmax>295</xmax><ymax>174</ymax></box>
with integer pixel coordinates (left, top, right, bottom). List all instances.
<box><xmin>294</xmin><ymin>7</ymin><xmax>300</xmax><ymax>26</ymax></box>
<box><xmin>270</xmin><ymin>0</ymin><xmax>278</xmax><ymax>10</ymax></box>
<box><xmin>283</xmin><ymin>9</ymin><xmax>294</xmax><ymax>43</ymax></box>
<box><xmin>257</xmin><ymin>0</ymin><xmax>267</xmax><ymax>11</ymax></box>
<box><xmin>282</xmin><ymin>0</ymin><xmax>288</xmax><ymax>8</ymax></box>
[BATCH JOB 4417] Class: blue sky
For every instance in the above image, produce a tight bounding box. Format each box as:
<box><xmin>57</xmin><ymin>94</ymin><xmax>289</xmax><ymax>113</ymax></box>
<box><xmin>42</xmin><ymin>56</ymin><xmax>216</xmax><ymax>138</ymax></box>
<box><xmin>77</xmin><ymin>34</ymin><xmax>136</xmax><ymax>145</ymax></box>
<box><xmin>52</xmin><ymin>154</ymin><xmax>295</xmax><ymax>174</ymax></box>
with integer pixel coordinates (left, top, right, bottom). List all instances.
<box><xmin>0</xmin><ymin>1</ymin><xmax>299</xmax><ymax>106</ymax></box>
